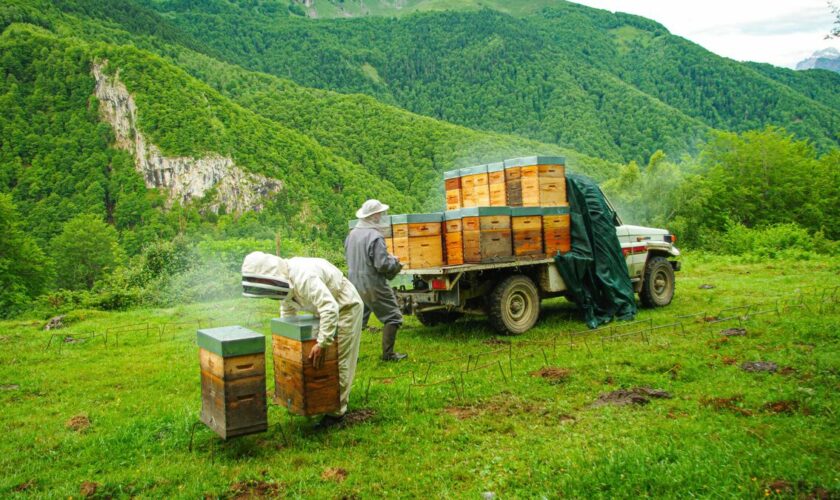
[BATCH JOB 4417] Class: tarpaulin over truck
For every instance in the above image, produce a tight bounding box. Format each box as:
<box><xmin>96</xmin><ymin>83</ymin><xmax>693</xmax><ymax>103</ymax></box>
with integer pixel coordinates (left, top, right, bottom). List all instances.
<box><xmin>554</xmin><ymin>173</ymin><xmax>637</xmax><ymax>328</ymax></box>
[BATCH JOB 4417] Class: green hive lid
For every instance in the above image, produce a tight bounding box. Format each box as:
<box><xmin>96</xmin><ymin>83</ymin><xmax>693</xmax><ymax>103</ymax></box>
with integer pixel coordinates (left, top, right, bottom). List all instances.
<box><xmin>348</xmin><ymin>219</ymin><xmax>358</xmax><ymax>229</ymax></box>
<box><xmin>444</xmin><ymin>169</ymin><xmax>461</xmax><ymax>180</ymax></box>
<box><xmin>405</xmin><ymin>212</ymin><xmax>443</xmax><ymax>223</ymax></box>
<box><xmin>504</xmin><ymin>156</ymin><xmax>566</xmax><ymax>168</ymax></box>
<box><xmin>460</xmin><ymin>164</ymin><xmax>488</xmax><ymax>176</ymax></box>
<box><xmin>271</xmin><ymin>315</ymin><xmax>320</xmax><ymax>341</ymax></box>
<box><xmin>444</xmin><ymin>209</ymin><xmax>462</xmax><ymax>220</ymax></box>
<box><xmin>511</xmin><ymin>207</ymin><xmax>543</xmax><ymax>216</ymax></box>
<box><xmin>390</xmin><ymin>214</ymin><xmax>407</xmax><ymax>225</ymax></box>
<box><xmin>486</xmin><ymin>162</ymin><xmax>504</xmax><ymax>172</ymax></box>
<box><xmin>460</xmin><ymin>206</ymin><xmax>511</xmax><ymax>217</ymax></box>
<box><xmin>197</xmin><ymin>326</ymin><xmax>265</xmax><ymax>357</ymax></box>
<box><xmin>542</xmin><ymin>205</ymin><xmax>570</xmax><ymax>215</ymax></box>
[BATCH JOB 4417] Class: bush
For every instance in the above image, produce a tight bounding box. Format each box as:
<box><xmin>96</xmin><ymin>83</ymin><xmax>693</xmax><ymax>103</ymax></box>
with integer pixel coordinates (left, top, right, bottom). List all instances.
<box><xmin>718</xmin><ymin>222</ymin><xmax>838</xmax><ymax>259</ymax></box>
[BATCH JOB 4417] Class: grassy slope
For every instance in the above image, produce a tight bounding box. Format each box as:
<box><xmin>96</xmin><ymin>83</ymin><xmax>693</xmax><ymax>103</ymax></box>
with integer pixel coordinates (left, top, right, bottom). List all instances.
<box><xmin>1</xmin><ymin>255</ymin><xmax>838</xmax><ymax>497</ymax></box>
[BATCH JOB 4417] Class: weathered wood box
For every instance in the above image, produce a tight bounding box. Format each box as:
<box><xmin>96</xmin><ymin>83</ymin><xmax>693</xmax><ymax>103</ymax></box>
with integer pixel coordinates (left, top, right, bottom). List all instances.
<box><xmin>271</xmin><ymin>315</ymin><xmax>340</xmax><ymax>416</ymax></box>
<box><xmin>487</xmin><ymin>162</ymin><xmax>507</xmax><ymax>207</ymax></box>
<box><xmin>197</xmin><ymin>326</ymin><xmax>267</xmax><ymax>439</ymax></box>
<box><xmin>391</xmin><ymin>213</ymin><xmax>444</xmax><ymax>269</ymax></box>
<box><xmin>504</xmin><ymin>156</ymin><xmax>566</xmax><ymax>207</ymax></box>
<box><xmin>543</xmin><ymin>205</ymin><xmax>572</xmax><ymax>255</ymax></box>
<box><xmin>444</xmin><ymin>209</ymin><xmax>464</xmax><ymax>266</ymax></box>
<box><xmin>511</xmin><ymin>207</ymin><xmax>544</xmax><ymax>258</ymax></box>
<box><xmin>460</xmin><ymin>165</ymin><xmax>490</xmax><ymax>208</ymax></box>
<box><xmin>461</xmin><ymin>207</ymin><xmax>513</xmax><ymax>263</ymax></box>
<box><xmin>444</xmin><ymin>169</ymin><xmax>462</xmax><ymax>211</ymax></box>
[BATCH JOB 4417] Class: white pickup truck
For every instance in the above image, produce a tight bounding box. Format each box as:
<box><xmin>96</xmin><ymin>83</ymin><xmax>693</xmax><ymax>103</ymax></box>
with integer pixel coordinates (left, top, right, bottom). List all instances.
<box><xmin>393</xmin><ymin>214</ymin><xmax>680</xmax><ymax>335</ymax></box>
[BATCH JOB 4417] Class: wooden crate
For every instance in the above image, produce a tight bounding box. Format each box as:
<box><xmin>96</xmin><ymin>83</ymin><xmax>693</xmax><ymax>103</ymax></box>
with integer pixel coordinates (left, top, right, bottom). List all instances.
<box><xmin>197</xmin><ymin>326</ymin><xmax>267</xmax><ymax>439</ymax></box>
<box><xmin>504</xmin><ymin>156</ymin><xmax>566</xmax><ymax>207</ymax></box>
<box><xmin>539</xmin><ymin>178</ymin><xmax>566</xmax><ymax>206</ymax></box>
<box><xmin>393</xmin><ymin>237</ymin><xmax>410</xmax><ymax>266</ymax></box>
<box><xmin>460</xmin><ymin>165</ymin><xmax>490</xmax><ymax>208</ymax></box>
<box><xmin>505</xmin><ymin>164</ymin><xmax>523</xmax><ymax>207</ymax></box>
<box><xmin>392</xmin><ymin>213</ymin><xmax>444</xmax><ymax>269</ymax></box>
<box><xmin>444</xmin><ymin>169</ymin><xmax>462</xmax><ymax>211</ymax></box>
<box><xmin>521</xmin><ymin>166</ymin><xmax>540</xmax><ymax>207</ymax></box>
<box><xmin>538</xmin><ymin>163</ymin><xmax>565</xmax><ymax>178</ymax></box>
<box><xmin>487</xmin><ymin>162</ymin><xmax>507</xmax><ymax>206</ymax></box>
<box><xmin>461</xmin><ymin>207</ymin><xmax>513</xmax><ymax>263</ymax></box>
<box><xmin>511</xmin><ymin>207</ymin><xmax>544</xmax><ymax>257</ymax></box>
<box><xmin>270</xmin><ymin>315</ymin><xmax>340</xmax><ymax>416</ymax></box>
<box><xmin>444</xmin><ymin>210</ymin><xmax>464</xmax><ymax>266</ymax></box>
<box><xmin>543</xmin><ymin>205</ymin><xmax>571</xmax><ymax>255</ymax></box>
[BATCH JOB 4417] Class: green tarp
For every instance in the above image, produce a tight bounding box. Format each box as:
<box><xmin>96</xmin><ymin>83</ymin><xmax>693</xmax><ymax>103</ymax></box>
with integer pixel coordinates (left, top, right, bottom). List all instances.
<box><xmin>554</xmin><ymin>174</ymin><xmax>637</xmax><ymax>328</ymax></box>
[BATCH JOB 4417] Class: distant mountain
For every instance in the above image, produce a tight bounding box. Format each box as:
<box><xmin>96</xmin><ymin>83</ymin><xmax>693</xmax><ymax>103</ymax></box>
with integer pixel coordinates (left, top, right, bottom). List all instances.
<box><xmin>795</xmin><ymin>48</ymin><xmax>840</xmax><ymax>73</ymax></box>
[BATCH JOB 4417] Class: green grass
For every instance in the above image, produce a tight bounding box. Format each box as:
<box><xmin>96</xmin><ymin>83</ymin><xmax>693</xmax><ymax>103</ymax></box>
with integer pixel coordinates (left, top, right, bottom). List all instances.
<box><xmin>1</xmin><ymin>254</ymin><xmax>839</xmax><ymax>497</ymax></box>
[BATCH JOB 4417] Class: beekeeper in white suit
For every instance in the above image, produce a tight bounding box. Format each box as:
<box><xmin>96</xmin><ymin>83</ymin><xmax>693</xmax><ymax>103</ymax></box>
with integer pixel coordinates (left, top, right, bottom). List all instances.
<box><xmin>241</xmin><ymin>251</ymin><xmax>363</xmax><ymax>429</ymax></box>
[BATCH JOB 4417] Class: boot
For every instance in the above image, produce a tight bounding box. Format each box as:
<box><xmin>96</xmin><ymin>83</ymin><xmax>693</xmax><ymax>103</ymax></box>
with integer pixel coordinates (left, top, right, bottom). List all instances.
<box><xmin>381</xmin><ymin>323</ymin><xmax>407</xmax><ymax>361</ymax></box>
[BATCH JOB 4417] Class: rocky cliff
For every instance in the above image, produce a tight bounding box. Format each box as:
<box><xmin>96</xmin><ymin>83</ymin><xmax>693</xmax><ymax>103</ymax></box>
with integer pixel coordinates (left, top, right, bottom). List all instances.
<box><xmin>92</xmin><ymin>62</ymin><xmax>282</xmax><ymax>213</ymax></box>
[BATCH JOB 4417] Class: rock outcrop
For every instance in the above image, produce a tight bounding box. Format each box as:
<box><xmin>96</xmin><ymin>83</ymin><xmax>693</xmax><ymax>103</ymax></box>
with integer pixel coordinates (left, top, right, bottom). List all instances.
<box><xmin>92</xmin><ymin>61</ymin><xmax>282</xmax><ymax>213</ymax></box>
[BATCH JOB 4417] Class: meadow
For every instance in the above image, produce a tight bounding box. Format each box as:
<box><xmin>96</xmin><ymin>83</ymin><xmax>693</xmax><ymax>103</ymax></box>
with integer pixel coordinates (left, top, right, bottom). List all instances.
<box><xmin>1</xmin><ymin>254</ymin><xmax>838</xmax><ymax>498</ymax></box>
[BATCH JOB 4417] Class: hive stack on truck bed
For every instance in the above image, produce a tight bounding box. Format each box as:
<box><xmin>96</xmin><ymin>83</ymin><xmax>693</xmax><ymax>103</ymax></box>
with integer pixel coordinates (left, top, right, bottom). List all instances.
<box><xmin>391</xmin><ymin>213</ymin><xmax>445</xmax><ymax>269</ymax></box>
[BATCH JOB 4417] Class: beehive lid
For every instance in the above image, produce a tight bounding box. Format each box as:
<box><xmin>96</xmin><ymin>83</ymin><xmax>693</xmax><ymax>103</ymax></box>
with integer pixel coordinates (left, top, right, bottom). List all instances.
<box><xmin>444</xmin><ymin>209</ymin><xmax>462</xmax><ymax>220</ymax></box>
<box><xmin>511</xmin><ymin>207</ymin><xmax>543</xmax><ymax>216</ymax></box>
<box><xmin>390</xmin><ymin>214</ymin><xmax>407</xmax><ymax>225</ymax></box>
<box><xmin>271</xmin><ymin>315</ymin><xmax>320</xmax><ymax>341</ymax></box>
<box><xmin>404</xmin><ymin>213</ymin><xmax>443</xmax><ymax>223</ymax></box>
<box><xmin>486</xmin><ymin>162</ymin><xmax>504</xmax><ymax>172</ymax></box>
<box><xmin>444</xmin><ymin>169</ymin><xmax>461</xmax><ymax>180</ymax></box>
<box><xmin>460</xmin><ymin>206</ymin><xmax>511</xmax><ymax>217</ymax></box>
<box><xmin>197</xmin><ymin>326</ymin><xmax>265</xmax><ymax>357</ymax></box>
<box><xmin>460</xmin><ymin>164</ymin><xmax>488</xmax><ymax>176</ymax></box>
<box><xmin>504</xmin><ymin>156</ymin><xmax>566</xmax><ymax>168</ymax></box>
<box><xmin>542</xmin><ymin>205</ymin><xmax>571</xmax><ymax>215</ymax></box>
<box><xmin>348</xmin><ymin>219</ymin><xmax>358</xmax><ymax>229</ymax></box>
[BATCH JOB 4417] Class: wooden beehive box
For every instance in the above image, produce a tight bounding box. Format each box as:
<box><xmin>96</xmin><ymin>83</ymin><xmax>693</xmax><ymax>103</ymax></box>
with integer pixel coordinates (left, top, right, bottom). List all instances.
<box><xmin>444</xmin><ymin>209</ymin><xmax>464</xmax><ymax>266</ymax></box>
<box><xmin>511</xmin><ymin>207</ymin><xmax>544</xmax><ymax>258</ymax></box>
<box><xmin>543</xmin><ymin>205</ymin><xmax>572</xmax><ymax>255</ymax></box>
<box><xmin>444</xmin><ymin>169</ymin><xmax>462</xmax><ymax>211</ymax></box>
<box><xmin>504</xmin><ymin>156</ymin><xmax>566</xmax><ymax>206</ymax></box>
<box><xmin>504</xmin><ymin>161</ymin><xmax>523</xmax><ymax>207</ymax></box>
<box><xmin>197</xmin><ymin>326</ymin><xmax>267</xmax><ymax>439</ymax></box>
<box><xmin>487</xmin><ymin>162</ymin><xmax>507</xmax><ymax>207</ymax></box>
<box><xmin>461</xmin><ymin>207</ymin><xmax>513</xmax><ymax>263</ymax></box>
<box><xmin>271</xmin><ymin>315</ymin><xmax>340</xmax><ymax>416</ymax></box>
<box><xmin>460</xmin><ymin>165</ymin><xmax>490</xmax><ymax>208</ymax></box>
<box><xmin>391</xmin><ymin>213</ymin><xmax>444</xmax><ymax>269</ymax></box>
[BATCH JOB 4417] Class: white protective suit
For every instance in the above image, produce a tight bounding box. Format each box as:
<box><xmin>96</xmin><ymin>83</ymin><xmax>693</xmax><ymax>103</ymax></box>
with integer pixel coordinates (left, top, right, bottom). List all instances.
<box><xmin>241</xmin><ymin>252</ymin><xmax>363</xmax><ymax>416</ymax></box>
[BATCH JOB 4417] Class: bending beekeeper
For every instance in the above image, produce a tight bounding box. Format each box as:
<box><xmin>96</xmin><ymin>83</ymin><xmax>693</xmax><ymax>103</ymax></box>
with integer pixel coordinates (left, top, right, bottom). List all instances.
<box><xmin>241</xmin><ymin>251</ymin><xmax>363</xmax><ymax>429</ymax></box>
<box><xmin>345</xmin><ymin>199</ymin><xmax>407</xmax><ymax>361</ymax></box>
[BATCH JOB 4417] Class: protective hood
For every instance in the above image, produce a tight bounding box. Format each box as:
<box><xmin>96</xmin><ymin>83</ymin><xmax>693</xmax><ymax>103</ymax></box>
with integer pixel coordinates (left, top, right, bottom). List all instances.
<box><xmin>241</xmin><ymin>251</ymin><xmax>293</xmax><ymax>300</ymax></box>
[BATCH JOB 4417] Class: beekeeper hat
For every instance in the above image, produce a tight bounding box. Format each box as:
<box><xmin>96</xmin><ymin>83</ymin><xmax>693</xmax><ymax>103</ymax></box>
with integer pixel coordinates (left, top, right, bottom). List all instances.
<box><xmin>241</xmin><ymin>252</ymin><xmax>293</xmax><ymax>301</ymax></box>
<box><xmin>356</xmin><ymin>199</ymin><xmax>389</xmax><ymax>219</ymax></box>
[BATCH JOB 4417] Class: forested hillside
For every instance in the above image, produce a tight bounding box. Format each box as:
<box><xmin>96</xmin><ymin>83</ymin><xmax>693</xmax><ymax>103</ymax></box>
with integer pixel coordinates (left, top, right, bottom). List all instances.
<box><xmin>146</xmin><ymin>0</ymin><xmax>840</xmax><ymax>163</ymax></box>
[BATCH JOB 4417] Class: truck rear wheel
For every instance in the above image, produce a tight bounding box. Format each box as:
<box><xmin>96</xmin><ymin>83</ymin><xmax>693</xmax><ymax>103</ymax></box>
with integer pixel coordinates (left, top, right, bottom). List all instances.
<box><xmin>489</xmin><ymin>275</ymin><xmax>540</xmax><ymax>335</ymax></box>
<box><xmin>415</xmin><ymin>310</ymin><xmax>462</xmax><ymax>327</ymax></box>
<box><xmin>640</xmin><ymin>256</ymin><xmax>675</xmax><ymax>307</ymax></box>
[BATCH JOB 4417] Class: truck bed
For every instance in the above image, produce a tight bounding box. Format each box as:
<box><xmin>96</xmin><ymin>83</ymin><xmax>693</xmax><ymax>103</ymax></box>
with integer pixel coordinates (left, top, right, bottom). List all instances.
<box><xmin>399</xmin><ymin>257</ymin><xmax>555</xmax><ymax>276</ymax></box>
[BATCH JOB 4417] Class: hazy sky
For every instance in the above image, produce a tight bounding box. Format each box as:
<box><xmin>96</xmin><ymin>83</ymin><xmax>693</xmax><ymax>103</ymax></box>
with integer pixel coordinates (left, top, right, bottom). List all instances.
<box><xmin>572</xmin><ymin>0</ymin><xmax>840</xmax><ymax>68</ymax></box>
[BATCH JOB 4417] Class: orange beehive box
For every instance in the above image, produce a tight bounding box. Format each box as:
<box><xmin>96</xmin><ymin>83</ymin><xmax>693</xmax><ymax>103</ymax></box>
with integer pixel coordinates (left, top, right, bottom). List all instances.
<box><xmin>487</xmin><ymin>162</ymin><xmax>507</xmax><ymax>206</ymax></box>
<box><xmin>461</xmin><ymin>207</ymin><xmax>513</xmax><ymax>263</ymax></box>
<box><xmin>543</xmin><ymin>205</ymin><xmax>571</xmax><ymax>255</ymax></box>
<box><xmin>460</xmin><ymin>165</ymin><xmax>490</xmax><ymax>208</ymax></box>
<box><xmin>444</xmin><ymin>210</ymin><xmax>464</xmax><ymax>266</ymax></box>
<box><xmin>444</xmin><ymin>169</ymin><xmax>462</xmax><ymax>211</ymax></box>
<box><xmin>391</xmin><ymin>213</ymin><xmax>444</xmax><ymax>269</ymax></box>
<box><xmin>504</xmin><ymin>156</ymin><xmax>566</xmax><ymax>207</ymax></box>
<box><xmin>511</xmin><ymin>207</ymin><xmax>544</xmax><ymax>258</ymax></box>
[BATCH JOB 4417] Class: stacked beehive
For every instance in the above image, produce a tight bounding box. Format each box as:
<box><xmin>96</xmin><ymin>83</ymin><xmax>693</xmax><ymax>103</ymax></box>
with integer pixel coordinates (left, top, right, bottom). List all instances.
<box><xmin>349</xmin><ymin>156</ymin><xmax>571</xmax><ymax>270</ymax></box>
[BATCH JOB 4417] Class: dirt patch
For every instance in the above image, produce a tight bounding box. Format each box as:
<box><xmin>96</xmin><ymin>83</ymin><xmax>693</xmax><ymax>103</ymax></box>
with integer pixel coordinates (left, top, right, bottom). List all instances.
<box><xmin>44</xmin><ymin>315</ymin><xmax>65</xmax><ymax>330</ymax></box>
<box><xmin>379</xmin><ymin>378</ymin><xmax>394</xmax><ymax>385</ymax></box>
<box><xmin>698</xmin><ymin>315</ymin><xmax>719</xmax><ymax>323</ymax></box>
<box><xmin>698</xmin><ymin>284</ymin><xmax>716</xmax><ymax>289</ymax></box>
<box><xmin>667</xmin><ymin>409</ymin><xmax>690</xmax><ymax>419</ymax></box>
<box><xmin>14</xmin><ymin>480</ymin><xmax>35</xmax><ymax>492</ymax></box>
<box><xmin>590</xmin><ymin>387</ymin><xmax>672</xmax><ymax>408</ymax></box>
<box><xmin>762</xmin><ymin>400</ymin><xmax>800</xmax><ymax>415</ymax></box>
<box><xmin>228</xmin><ymin>480</ymin><xmax>281</xmax><ymax>499</ymax></box>
<box><xmin>721</xmin><ymin>356</ymin><xmax>738</xmax><ymax>366</ymax></box>
<box><xmin>66</xmin><ymin>414</ymin><xmax>91</xmax><ymax>432</ymax></box>
<box><xmin>779</xmin><ymin>366</ymin><xmax>797</xmax><ymax>376</ymax></box>
<box><xmin>444</xmin><ymin>406</ymin><xmax>481</xmax><ymax>420</ymax></box>
<box><xmin>80</xmin><ymin>481</ymin><xmax>99</xmax><ymax>498</ymax></box>
<box><xmin>530</xmin><ymin>367</ymin><xmax>572</xmax><ymax>384</ymax></box>
<box><xmin>482</xmin><ymin>338</ymin><xmax>511</xmax><ymax>346</ymax></box>
<box><xmin>764</xmin><ymin>480</ymin><xmax>832</xmax><ymax>499</ymax></box>
<box><xmin>720</xmin><ymin>328</ymin><xmax>746</xmax><ymax>337</ymax></box>
<box><xmin>342</xmin><ymin>409</ymin><xmax>375</xmax><ymax>426</ymax></box>
<box><xmin>741</xmin><ymin>361</ymin><xmax>778</xmax><ymax>373</ymax></box>
<box><xmin>321</xmin><ymin>467</ymin><xmax>348</xmax><ymax>483</ymax></box>
<box><xmin>445</xmin><ymin>394</ymin><xmax>547</xmax><ymax>420</ymax></box>
<box><xmin>700</xmin><ymin>395</ymin><xmax>752</xmax><ymax>416</ymax></box>
<box><xmin>0</xmin><ymin>384</ymin><xmax>20</xmax><ymax>391</ymax></box>
<box><xmin>558</xmin><ymin>414</ymin><xmax>576</xmax><ymax>424</ymax></box>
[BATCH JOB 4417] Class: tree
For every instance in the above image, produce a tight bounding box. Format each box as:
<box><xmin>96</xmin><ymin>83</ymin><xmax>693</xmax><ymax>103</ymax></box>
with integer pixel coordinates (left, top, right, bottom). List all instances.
<box><xmin>0</xmin><ymin>194</ymin><xmax>53</xmax><ymax>317</ymax></box>
<box><xmin>51</xmin><ymin>214</ymin><xmax>123</xmax><ymax>290</ymax></box>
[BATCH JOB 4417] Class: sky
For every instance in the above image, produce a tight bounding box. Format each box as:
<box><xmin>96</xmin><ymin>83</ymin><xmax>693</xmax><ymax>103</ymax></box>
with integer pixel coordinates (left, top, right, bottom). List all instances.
<box><xmin>572</xmin><ymin>0</ymin><xmax>840</xmax><ymax>68</ymax></box>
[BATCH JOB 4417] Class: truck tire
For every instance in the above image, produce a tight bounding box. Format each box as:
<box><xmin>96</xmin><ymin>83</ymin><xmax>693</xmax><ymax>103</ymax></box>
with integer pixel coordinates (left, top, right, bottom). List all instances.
<box><xmin>489</xmin><ymin>275</ymin><xmax>540</xmax><ymax>335</ymax></box>
<box><xmin>415</xmin><ymin>310</ymin><xmax>462</xmax><ymax>327</ymax></box>
<box><xmin>640</xmin><ymin>256</ymin><xmax>675</xmax><ymax>307</ymax></box>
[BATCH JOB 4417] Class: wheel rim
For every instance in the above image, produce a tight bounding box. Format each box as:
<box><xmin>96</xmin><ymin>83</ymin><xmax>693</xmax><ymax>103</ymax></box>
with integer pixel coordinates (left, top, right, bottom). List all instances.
<box><xmin>504</xmin><ymin>284</ymin><xmax>536</xmax><ymax>328</ymax></box>
<box><xmin>652</xmin><ymin>268</ymin><xmax>672</xmax><ymax>299</ymax></box>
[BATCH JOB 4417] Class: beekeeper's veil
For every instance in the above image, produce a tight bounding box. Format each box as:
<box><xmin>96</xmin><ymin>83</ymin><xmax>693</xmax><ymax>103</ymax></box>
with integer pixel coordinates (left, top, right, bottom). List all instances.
<box><xmin>241</xmin><ymin>251</ymin><xmax>293</xmax><ymax>300</ymax></box>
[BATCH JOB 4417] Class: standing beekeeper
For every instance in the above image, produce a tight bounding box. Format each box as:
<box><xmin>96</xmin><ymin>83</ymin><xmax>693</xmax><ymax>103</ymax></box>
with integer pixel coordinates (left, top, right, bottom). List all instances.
<box><xmin>241</xmin><ymin>251</ymin><xmax>363</xmax><ymax>429</ymax></box>
<box><xmin>345</xmin><ymin>199</ymin><xmax>407</xmax><ymax>361</ymax></box>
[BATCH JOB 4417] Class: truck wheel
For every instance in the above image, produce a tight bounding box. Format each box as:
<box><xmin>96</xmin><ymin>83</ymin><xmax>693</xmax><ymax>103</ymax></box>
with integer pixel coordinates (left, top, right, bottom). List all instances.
<box><xmin>415</xmin><ymin>310</ymin><xmax>462</xmax><ymax>327</ymax></box>
<box><xmin>489</xmin><ymin>275</ymin><xmax>540</xmax><ymax>335</ymax></box>
<box><xmin>640</xmin><ymin>256</ymin><xmax>675</xmax><ymax>307</ymax></box>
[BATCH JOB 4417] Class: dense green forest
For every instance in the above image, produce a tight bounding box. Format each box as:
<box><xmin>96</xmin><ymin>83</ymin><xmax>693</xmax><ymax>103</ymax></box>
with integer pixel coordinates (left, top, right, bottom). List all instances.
<box><xmin>0</xmin><ymin>0</ymin><xmax>838</xmax><ymax>318</ymax></box>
